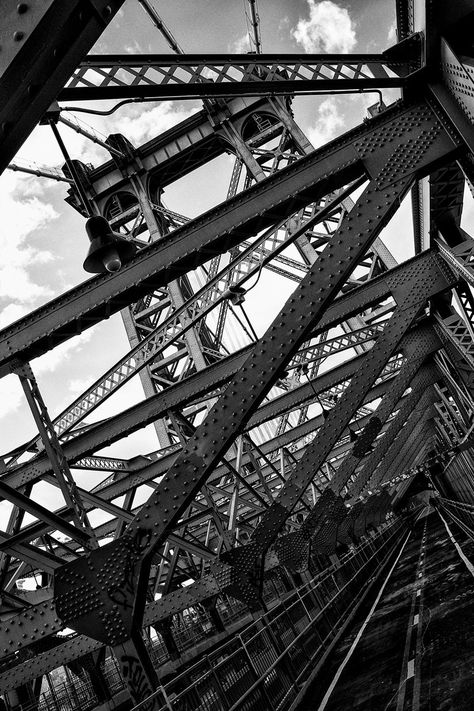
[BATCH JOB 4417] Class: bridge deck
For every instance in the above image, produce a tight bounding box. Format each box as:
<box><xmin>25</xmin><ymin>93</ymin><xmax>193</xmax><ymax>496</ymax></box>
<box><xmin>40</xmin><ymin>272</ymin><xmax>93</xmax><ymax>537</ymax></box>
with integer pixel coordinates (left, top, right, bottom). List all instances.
<box><xmin>298</xmin><ymin>509</ymin><xmax>474</xmax><ymax>711</ymax></box>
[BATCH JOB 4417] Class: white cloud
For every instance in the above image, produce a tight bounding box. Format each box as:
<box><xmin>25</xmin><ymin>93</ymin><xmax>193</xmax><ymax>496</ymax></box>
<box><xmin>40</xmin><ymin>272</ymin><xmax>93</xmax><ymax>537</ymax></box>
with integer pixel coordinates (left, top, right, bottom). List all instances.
<box><xmin>0</xmin><ymin>115</ymin><xmax>113</xmax><ymax>322</ymax></box>
<box><xmin>0</xmin><ymin>375</ymin><xmax>24</xmax><ymax>418</ymax></box>
<box><xmin>69</xmin><ymin>377</ymin><xmax>92</xmax><ymax>394</ymax></box>
<box><xmin>293</xmin><ymin>1</ymin><xmax>356</xmax><ymax>54</ymax></box>
<box><xmin>307</xmin><ymin>97</ymin><xmax>345</xmax><ymax>148</ymax></box>
<box><xmin>231</xmin><ymin>33</ymin><xmax>251</xmax><ymax>53</ymax></box>
<box><xmin>110</xmin><ymin>102</ymin><xmax>195</xmax><ymax>145</ymax></box>
<box><xmin>124</xmin><ymin>40</ymin><xmax>144</xmax><ymax>54</ymax></box>
<box><xmin>387</xmin><ymin>22</ymin><xmax>397</xmax><ymax>44</ymax></box>
<box><xmin>0</xmin><ymin>303</ymin><xmax>29</xmax><ymax>329</ymax></box>
<box><xmin>0</xmin><ymin>330</ymin><xmax>94</xmax><ymax>420</ymax></box>
<box><xmin>0</xmin><ymin>172</ymin><xmax>57</xmax><ymax>305</ymax></box>
<box><xmin>34</xmin><ymin>329</ymin><xmax>94</xmax><ymax>376</ymax></box>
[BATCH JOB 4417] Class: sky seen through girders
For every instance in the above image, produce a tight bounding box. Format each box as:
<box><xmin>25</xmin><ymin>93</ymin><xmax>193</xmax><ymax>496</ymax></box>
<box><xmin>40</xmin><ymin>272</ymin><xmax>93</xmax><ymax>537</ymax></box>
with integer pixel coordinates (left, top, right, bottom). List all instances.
<box><xmin>0</xmin><ymin>1</ymin><xmax>473</xmax><ymax>535</ymax></box>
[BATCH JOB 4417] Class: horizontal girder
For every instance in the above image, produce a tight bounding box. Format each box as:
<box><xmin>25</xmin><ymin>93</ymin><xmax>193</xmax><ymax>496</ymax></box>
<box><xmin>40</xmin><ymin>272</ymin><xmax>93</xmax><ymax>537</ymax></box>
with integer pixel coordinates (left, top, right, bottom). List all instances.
<box><xmin>60</xmin><ymin>51</ymin><xmax>417</xmax><ymax>101</ymax></box>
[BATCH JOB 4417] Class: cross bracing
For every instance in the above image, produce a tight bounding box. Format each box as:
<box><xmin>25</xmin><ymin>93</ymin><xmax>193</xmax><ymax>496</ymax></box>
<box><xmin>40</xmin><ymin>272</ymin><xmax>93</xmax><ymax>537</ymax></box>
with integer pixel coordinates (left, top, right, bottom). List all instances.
<box><xmin>1</xmin><ymin>1</ymin><xmax>474</xmax><ymax>709</ymax></box>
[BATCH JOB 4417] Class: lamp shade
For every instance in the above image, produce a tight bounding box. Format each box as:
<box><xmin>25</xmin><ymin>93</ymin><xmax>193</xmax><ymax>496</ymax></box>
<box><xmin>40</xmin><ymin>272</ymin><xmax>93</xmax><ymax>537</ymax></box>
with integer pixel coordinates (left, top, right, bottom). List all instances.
<box><xmin>83</xmin><ymin>215</ymin><xmax>138</xmax><ymax>274</ymax></box>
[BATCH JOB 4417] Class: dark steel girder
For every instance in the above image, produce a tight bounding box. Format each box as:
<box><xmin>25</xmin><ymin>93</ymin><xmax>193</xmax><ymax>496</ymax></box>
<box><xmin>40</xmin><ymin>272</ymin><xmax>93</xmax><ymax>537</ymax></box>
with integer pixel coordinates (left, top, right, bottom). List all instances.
<box><xmin>350</xmin><ymin>370</ymin><xmax>439</xmax><ymax>498</ymax></box>
<box><xmin>3</xmin><ymin>251</ymin><xmax>446</xmax><ymax>491</ymax></box>
<box><xmin>60</xmin><ymin>51</ymin><xmax>416</xmax><ymax>101</ymax></box>
<box><xmin>0</xmin><ymin>100</ymin><xmax>451</xmax><ymax>375</ymax></box>
<box><xmin>0</xmin><ymin>0</ymin><xmax>125</xmax><ymax>174</ymax></box>
<box><xmin>0</xmin><ymin>385</ymin><xmax>395</xmax><ymax>665</ymax></box>
<box><xmin>1</xmin><ymin>349</ymin><xmax>398</xmax><ymax>528</ymax></box>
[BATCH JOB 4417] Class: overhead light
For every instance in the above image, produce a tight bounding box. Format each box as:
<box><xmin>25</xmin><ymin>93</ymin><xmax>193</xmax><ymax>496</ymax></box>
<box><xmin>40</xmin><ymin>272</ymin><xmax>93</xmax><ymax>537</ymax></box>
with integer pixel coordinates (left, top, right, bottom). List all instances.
<box><xmin>225</xmin><ymin>284</ymin><xmax>246</xmax><ymax>305</ymax></box>
<box><xmin>83</xmin><ymin>215</ymin><xmax>138</xmax><ymax>274</ymax></box>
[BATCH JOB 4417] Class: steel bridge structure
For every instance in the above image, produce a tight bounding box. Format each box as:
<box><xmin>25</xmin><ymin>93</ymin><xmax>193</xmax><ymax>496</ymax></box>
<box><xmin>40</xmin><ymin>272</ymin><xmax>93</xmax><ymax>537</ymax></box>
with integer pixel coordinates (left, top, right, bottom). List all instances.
<box><xmin>0</xmin><ymin>1</ymin><xmax>474</xmax><ymax>710</ymax></box>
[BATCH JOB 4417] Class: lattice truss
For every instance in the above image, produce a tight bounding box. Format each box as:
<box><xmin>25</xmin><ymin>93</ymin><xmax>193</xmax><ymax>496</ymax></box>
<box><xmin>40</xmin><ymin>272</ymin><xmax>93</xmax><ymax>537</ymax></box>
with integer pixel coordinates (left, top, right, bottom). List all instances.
<box><xmin>1</xmin><ymin>0</ymin><xmax>474</xmax><ymax>706</ymax></box>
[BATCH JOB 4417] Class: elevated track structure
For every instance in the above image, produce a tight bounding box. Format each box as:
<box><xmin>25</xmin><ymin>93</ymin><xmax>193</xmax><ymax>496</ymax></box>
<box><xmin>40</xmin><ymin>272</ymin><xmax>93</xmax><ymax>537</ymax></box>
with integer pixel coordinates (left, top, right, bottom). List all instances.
<box><xmin>0</xmin><ymin>1</ymin><xmax>474</xmax><ymax>710</ymax></box>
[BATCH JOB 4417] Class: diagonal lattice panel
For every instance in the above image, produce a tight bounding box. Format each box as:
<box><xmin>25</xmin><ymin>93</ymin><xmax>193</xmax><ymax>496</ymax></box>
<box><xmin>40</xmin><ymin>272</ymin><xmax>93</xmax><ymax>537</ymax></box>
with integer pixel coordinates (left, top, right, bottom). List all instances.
<box><xmin>61</xmin><ymin>52</ymin><xmax>416</xmax><ymax>100</ymax></box>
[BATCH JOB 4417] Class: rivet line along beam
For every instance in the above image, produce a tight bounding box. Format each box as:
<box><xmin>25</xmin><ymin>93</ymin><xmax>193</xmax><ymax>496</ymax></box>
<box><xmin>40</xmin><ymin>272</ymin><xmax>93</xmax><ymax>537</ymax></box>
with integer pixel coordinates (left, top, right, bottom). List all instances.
<box><xmin>388</xmin><ymin>417</ymin><xmax>437</xmax><ymax>500</ymax></box>
<box><xmin>0</xmin><ymin>251</ymin><xmax>452</xmax><ymax>481</ymax></box>
<box><xmin>0</xmin><ymin>342</ymin><xmax>390</xmax><ymax>492</ymax></box>
<box><xmin>0</xmin><ymin>101</ymin><xmax>433</xmax><ymax>374</ymax></box>
<box><xmin>7</xmin><ymin>180</ymin><xmax>360</xmax><ymax>460</ymax></box>
<box><xmin>60</xmin><ymin>51</ymin><xmax>416</xmax><ymax>101</ymax></box>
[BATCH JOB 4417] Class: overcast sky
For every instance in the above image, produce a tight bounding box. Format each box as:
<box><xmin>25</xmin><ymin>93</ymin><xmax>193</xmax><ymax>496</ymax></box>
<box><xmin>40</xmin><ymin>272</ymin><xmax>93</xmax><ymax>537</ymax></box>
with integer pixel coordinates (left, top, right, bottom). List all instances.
<box><xmin>1</xmin><ymin>1</ymin><xmax>471</xmax><ymax>526</ymax></box>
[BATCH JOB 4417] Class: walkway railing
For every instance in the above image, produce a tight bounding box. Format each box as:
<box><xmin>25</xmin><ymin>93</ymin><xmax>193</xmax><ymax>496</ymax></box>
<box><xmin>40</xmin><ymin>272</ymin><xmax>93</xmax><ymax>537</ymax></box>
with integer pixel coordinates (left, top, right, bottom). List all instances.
<box><xmin>11</xmin><ymin>518</ymin><xmax>406</xmax><ymax>711</ymax></box>
<box><xmin>438</xmin><ymin>497</ymin><xmax>474</xmax><ymax>539</ymax></box>
<box><xmin>131</xmin><ymin>517</ymin><xmax>407</xmax><ymax>711</ymax></box>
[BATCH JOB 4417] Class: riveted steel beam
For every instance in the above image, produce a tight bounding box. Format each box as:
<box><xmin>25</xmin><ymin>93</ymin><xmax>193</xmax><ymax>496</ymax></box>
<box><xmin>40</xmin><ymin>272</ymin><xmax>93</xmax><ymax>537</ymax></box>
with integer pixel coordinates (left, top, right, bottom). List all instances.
<box><xmin>5</xmin><ymin>180</ymin><xmax>362</xmax><ymax>460</ymax></box>
<box><xmin>0</xmin><ymin>481</ymin><xmax>89</xmax><ymax>547</ymax></box>
<box><xmin>0</xmin><ymin>532</ymin><xmax>61</xmax><ymax>575</ymax></box>
<box><xmin>389</xmin><ymin>423</ymin><xmax>436</xmax><ymax>499</ymax></box>
<box><xmin>218</xmin><ymin>279</ymin><xmax>450</xmax><ymax>598</ymax></box>
<box><xmin>1</xmin><ymin>343</ymin><xmax>387</xmax><ymax>492</ymax></box>
<box><xmin>6</xmin><ymin>248</ymin><xmax>439</xmax><ymax>469</ymax></box>
<box><xmin>6</xmin><ymin>255</ymin><xmax>439</xmax><ymax>491</ymax></box>
<box><xmin>0</xmin><ymin>0</ymin><xmax>125</xmax><ymax>174</ymax></box>
<box><xmin>0</xmin><ymin>363</ymin><xmax>397</xmax><ymax>571</ymax></box>
<box><xmin>437</xmin><ymin>234</ymin><xmax>474</xmax><ymax>290</ymax></box>
<box><xmin>434</xmin><ymin>310</ymin><xmax>474</xmax><ymax>369</ymax></box>
<box><xmin>0</xmin><ymin>100</ymin><xmax>458</xmax><ymax>375</ymax></box>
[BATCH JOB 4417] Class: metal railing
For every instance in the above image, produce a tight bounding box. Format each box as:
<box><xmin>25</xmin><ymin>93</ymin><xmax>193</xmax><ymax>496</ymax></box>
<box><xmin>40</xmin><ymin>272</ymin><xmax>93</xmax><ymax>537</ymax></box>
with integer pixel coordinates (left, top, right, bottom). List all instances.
<box><xmin>438</xmin><ymin>496</ymin><xmax>474</xmax><ymax>540</ymax></box>
<box><xmin>131</xmin><ymin>518</ymin><xmax>407</xmax><ymax>711</ymax></box>
<box><xmin>8</xmin><ymin>519</ymin><xmax>405</xmax><ymax>711</ymax></box>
